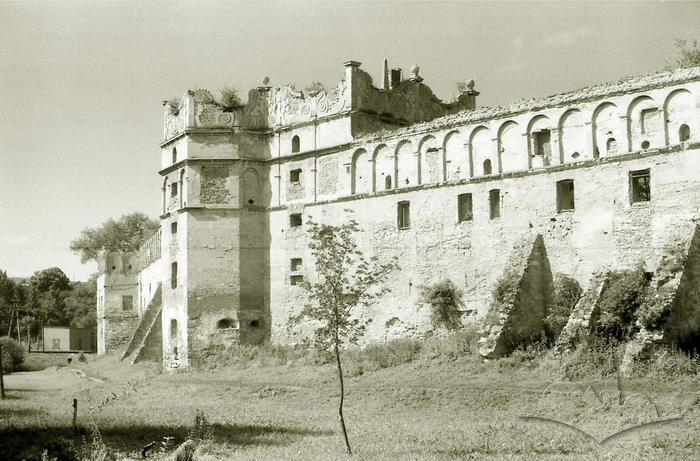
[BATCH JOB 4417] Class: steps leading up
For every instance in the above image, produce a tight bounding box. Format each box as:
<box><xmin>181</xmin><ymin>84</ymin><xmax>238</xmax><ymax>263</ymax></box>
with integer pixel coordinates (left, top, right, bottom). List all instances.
<box><xmin>121</xmin><ymin>284</ymin><xmax>162</xmax><ymax>363</ymax></box>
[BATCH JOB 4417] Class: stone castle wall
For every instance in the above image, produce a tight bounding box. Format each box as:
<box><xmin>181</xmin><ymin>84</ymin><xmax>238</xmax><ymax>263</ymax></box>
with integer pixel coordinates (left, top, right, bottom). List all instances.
<box><xmin>98</xmin><ymin>62</ymin><xmax>700</xmax><ymax>367</ymax></box>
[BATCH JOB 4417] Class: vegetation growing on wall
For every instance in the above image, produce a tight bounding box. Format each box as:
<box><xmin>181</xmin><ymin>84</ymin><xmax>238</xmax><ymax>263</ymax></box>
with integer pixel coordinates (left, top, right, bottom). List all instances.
<box><xmin>591</xmin><ymin>264</ymin><xmax>650</xmax><ymax>341</ymax></box>
<box><xmin>419</xmin><ymin>279</ymin><xmax>468</xmax><ymax>331</ymax></box>
<box><xmin>167</xmin><ymin>97</ymin><xmax>180</xmax><ymax>116</ymax></box>
<box><xmin>219</xmin><ymin>87</ymin><xmax>241</xmax><ymax>111</ymax></box>
<box><xmin>544</xmin><ymin>274</ymin><xmax>583</xmax><ymax>341</ymax></box>
<box><xmin>665</xmin><ymin>38</ymin><xmax>700</xmax><ymax>70</ymax></box>
<box><xmin>305</xmin><ymin>81</ymin><xmax>327</xmax><ymax>95</ymax></box>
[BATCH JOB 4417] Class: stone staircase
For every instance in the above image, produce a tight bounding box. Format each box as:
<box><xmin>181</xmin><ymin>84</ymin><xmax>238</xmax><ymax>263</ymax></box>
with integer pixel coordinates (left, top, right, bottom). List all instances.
<box><xmin>121</xmin><ymin>283</ymin><xmax>162</xmax><ymax>364</ymax></box>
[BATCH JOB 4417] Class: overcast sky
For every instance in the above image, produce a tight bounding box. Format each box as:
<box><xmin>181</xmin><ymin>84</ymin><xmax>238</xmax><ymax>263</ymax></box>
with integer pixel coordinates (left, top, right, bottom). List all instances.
<box><xmin>1</xmin><ymin>1</ymin><xmax>698</xmax><ymax>281</ymax></box>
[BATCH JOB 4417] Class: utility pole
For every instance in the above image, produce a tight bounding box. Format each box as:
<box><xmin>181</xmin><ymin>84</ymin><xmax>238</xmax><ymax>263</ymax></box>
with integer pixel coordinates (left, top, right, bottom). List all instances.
<box><xmin>0</xmin><ymin>341</ymin><xmax>5</xmax><ymax>399</ymax></box>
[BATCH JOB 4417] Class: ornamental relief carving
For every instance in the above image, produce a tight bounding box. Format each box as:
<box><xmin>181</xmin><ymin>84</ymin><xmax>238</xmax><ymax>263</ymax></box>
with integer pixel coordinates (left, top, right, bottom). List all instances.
<box><xmin>263</xmin><ymin>80</ymin><xmax>349</xmax><ymax>128</ymax></box>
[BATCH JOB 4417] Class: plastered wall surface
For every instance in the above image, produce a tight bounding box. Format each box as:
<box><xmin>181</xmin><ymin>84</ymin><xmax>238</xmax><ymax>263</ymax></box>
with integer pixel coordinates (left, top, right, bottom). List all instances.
<box><xmin>98</xmin><ymin>62</ymin><xmax>700</xmax><ymax>367</ymax></box>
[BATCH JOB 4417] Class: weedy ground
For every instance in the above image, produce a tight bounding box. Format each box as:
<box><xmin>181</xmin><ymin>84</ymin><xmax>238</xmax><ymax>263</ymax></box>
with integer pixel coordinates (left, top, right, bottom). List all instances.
<box><xmin>1</xmin><ymin>333</ymin><xmax>699</xmax><ymax>460</ymax></box>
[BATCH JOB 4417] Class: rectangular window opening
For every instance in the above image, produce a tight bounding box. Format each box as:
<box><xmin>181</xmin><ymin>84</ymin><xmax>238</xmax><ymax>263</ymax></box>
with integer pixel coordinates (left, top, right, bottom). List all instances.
<box><xmin>489</xmin><ymin>189</ymin><xmax>501</xmax><ymax>219</ymax></box>
<box><xmin>397</xmin><ymin>201</ymin><xmax>410</xmax><ymax>229</ymax></box>
<box><xmin>290</xmin><ymin>275</ymin><xmax>304</xmax><ymax>286</ymax></box>
<box><xmin>290</xmin><ymin>258</ymin><xmax>302</xmax><ymax>272</ymax></box>
<box><xmin>289</xmin><ymin>213</ymin><xmax>302</xmax><ymax>227</ymax></box>
<box><xmin>630</xmin><ymin>169</ymin><xmax>651</xmax><ymax>203</ymax></box>
<box><xmin>556</xmin><ymin>180</ymin><xmax>575</xmax><ymax>212</ymax></box>
<box><xmin>171</xmin><ymin>262</ymin><xmax>178</xmax><ymax>289</ymax></box>
<box><xmin>171</xmin><ymin>221</ymin><xmax>177</xmax><ymax>234</ymax></box>
<box><xmin>290</xmin><ymin>169</ymin><xmax>302</xmax><ymax>183</ymax></box>
<box><xmin>122</xmin><ymin>295</ymin><xmax>133</xmax><ymax>311</ymax></box>
<box><xmin>534</xmin><ymin>130</ymin><xmax>552</xmax><ymax>158</ymax></box>
<box><xmin>171</xmin><ymin>182</ymin><xmax>178</xmax><ymax>197</ymax></box>
<box><xmin>457</xmin><ymin>193</ymin><xmax>473</xmax><ymax>222</ymax></box>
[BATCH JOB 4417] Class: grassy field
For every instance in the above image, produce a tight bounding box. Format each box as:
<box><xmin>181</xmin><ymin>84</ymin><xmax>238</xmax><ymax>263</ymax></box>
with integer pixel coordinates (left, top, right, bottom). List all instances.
<box><xmin>0</xmin><ymin>336</ymin><xmax>699</xmax><ymax>460</ymax></box>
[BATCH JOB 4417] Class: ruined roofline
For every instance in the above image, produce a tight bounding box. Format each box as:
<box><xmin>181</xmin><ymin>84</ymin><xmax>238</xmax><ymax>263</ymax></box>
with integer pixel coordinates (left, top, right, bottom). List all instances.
<box><xmin>358</xmin><ymin>66</ymin><xmax>700</xmax><ymax>144</ymax></box>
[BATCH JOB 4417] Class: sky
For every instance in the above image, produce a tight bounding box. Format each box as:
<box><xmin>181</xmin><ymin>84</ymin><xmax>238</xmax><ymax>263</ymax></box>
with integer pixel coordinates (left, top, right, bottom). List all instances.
<box><xmin>0</xmin><ymin>1</ymin><xmax>698</xmax><ymax>282</ymax></box>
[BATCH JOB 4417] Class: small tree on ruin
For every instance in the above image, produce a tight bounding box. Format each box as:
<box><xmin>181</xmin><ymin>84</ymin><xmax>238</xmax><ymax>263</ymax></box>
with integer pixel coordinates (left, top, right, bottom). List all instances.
<box><xmin>293</xmin><ymin>217</ymin><xmax>397</xmax><ymax>454</ymax></box>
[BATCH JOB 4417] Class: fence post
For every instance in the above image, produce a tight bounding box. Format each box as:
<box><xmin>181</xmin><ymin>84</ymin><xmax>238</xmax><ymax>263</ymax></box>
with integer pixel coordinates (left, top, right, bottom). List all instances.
<box><xmin>0</xmin><ymin>342</ymin><xmax>5</xmax><ymax>399</ymax></box>
<box><xmin>72</xmin><ymin>398</ymin><xmax>78</xmax><ymax>434</ymax></box>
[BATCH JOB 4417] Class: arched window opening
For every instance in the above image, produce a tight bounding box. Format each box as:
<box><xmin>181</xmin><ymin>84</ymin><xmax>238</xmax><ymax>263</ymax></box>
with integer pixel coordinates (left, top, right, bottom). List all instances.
<box><xmin>291</xmin><ymin>135</ymin><xmax>300</xmax><ymax>153</ymax></box>
<box><xmin>679</xmin><ymin>124</ymin><xmax>690</xmax><ymax>142</ymax></box>
<box><xmin>385</xmin><ymin>175</ymin><xmax>392</xmax><ymax>190</ymax></box>
<box><xmin>179</xmin><ymin>170</ymin><xmax>185</xmax><ymax>208</ymax></box>
<box><xmin>606</xmin><ymin>138</ymin><xmax>617</xmax><ymax>156</ymax></box>
<box><xmin>170</xmin><ymin>318</ymin><xmax>178</xmax><ymax>357</ymax></box>
<box><xmin>172</xmin><ymin>148</ymin><xmax>177</xmax><ymax>164</ymax></box>
<box><xmin>162</xmin><ymin>179</ymin><xmax>168</xmax><ymax>214</ymax></box>
<box><xmin>483</xmin><ymin>159</ymin><xmax>492</xmax><ymax>175</ymax></box>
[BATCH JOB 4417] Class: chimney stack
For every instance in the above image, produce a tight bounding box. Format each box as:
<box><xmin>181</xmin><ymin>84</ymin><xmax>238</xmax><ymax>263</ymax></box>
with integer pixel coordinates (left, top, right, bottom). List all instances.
<box><xmin>390</xmin><ymin>68</ymin><xmax>402</xmax><ymax>89</ymax></box>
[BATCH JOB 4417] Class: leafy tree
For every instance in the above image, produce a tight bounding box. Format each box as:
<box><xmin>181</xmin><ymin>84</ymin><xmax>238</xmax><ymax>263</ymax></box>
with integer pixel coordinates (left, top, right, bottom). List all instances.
<box><xmin>29</xmin><ymin>267</ymin><xmax>70</xmax><ymax>293</ymax></box>
<box><xmin>70</xmin><ymin>212</ymin><xmax>160</xmax><ymax>263</ymax></box>
<box><xmin>666</xmin><ymin>39</ymin><xmax>700</xmax><ymax>70</ymax></box>
<box><xmin>292</xmin><ymin>217</ymin><xmax>397</xmax><ymax>454</ymax></box>
<box><xmin>65</xmin><ymin>275</ymin><xmax>97</xmax><ymax>329</ymax></box>
<box><xmin>42</xmin><ymin>286</ymin><xmax>69</xmax><ymax>326</ymax></box>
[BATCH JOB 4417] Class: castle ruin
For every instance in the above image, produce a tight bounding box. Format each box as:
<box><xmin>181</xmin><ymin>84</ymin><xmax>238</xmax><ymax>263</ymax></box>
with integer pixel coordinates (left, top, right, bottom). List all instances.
<box><xmin>96</xmin><ymin>60</ymin><xmax>700</xmax><ymax>369</ymax></box>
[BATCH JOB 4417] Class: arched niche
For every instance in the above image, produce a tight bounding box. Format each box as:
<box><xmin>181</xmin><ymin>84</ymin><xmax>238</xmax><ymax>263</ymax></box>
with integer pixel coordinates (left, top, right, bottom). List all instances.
<box><xmin>664</xmin><ymin>89</ymin><xmax>696</xmax><ymax>145</ymax></box>
<box><xmin>443</xmin><ymin>130</ymin><xmax>467</xmax><ymax>181</ymax></box>
<box><xmin>497</xmin><ymin>121</ymin><xmax>525</xmax><ymax>173</ymax></box>
<box><xmin>373</xmin><ymin>144</ymin><xmax>393</xmax><ymax>191</ymax></box>
<box><xmin>418</xmin><ymin>135</ymin><xmax>440</xmax><ymax>185</ymax></box>
<box><xmin>106</xmin><ymin>252</ymin><xmax>122</xmax><ymax>273</ymax></box>
<box><xmin>469</xmin><ymin>126</ymin><xmax>494</xmax><ymax>176</ymax></box>
<box><xmin>395</xmin><ymin>140</ymin><xmax>416</xmax><ymax>188</ymax></box>
<box><xmin>527</xmin><ymin>114</ymin><xmax>553</xmax><ymax>168</ymax></box>
<box><xmin>241</xmin><ymin>168</ymin><xmax>260</xmax><ymax>205</ymax></box>
<box><xmin>559</xmin><ymin>109</ymin><xmax>587</xmax><ymax>163</ymax></box>
<box><xmin>161</xmin><ymin>177</ymin><xmax>168</xmax><ymax>214</ymax></box>
<box><xmin>123</xmin><ymin>252</ymin><xmax>137</xmax><ymax>273</ymax></box>
<box><xmin>592</xmin><ymin>102</ymin><xmax>623</xmax><ymax>157</ymax></box>
<box><xmin>351</xmin><ymin>148</ymin><xmax>371</xmax><ymax>194</ymax></box>
<box><xmin>628</xmin><ymin>95</ymin><xmax>662</xmax><ymax>151</ymax></box>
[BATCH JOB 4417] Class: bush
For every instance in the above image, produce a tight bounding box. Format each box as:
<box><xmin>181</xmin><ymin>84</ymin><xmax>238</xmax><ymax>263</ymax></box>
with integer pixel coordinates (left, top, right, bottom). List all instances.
<box><xmin>167</xmin><ymin>98</ymin><xmax>180</xmax><ymax>116</ymax></box>
<box><xmin>631</xmin><ymin>348</ymin><xmax>700</xmax><ymax>379</ymax></box>
<box><xmin>344</xmin><ymin>339</ymin><xmax>422</xmax><ymax>376</ymax></box>
<box><xmin>545</xmin><ymin>274</ymin><xmax>582</xmax><ymax>341</ymax></box>
<box><xmin>593</xmin><ymin>265</ymin><xmax>649</xmax><ymax>340</ymax></box>
<box><xmin>305</xmin><ymin>81</ymin><xmax>326</xmax><ymax>95</ymax></box>
<box><xmin>562</xmin><ymin>336</ymin><xmax>625</xmax><ymax>380</ymax></box>
<box><xmin>419</xmin><ymin>280</ymin><xmax>468</xmax><ymax>330</ymax></box>
<box><xmin>419</xmin><ymin>328</ymin><xmax>480</xmax><ymax>360</ymax></box>
<box><xmin>0</xmin><ymin>336</ymin><xmax>24</xmax><ymax>373</ymax></box>
<box><xmin>219</xmin><ymin>87</ymin><xmax>241</xmax><ymax>110</ymax></box>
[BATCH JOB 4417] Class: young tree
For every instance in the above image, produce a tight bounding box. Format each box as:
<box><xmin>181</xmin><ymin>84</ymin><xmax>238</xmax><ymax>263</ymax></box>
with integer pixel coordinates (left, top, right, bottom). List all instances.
<box><xmin>70</xmin><ymin>212</ymin><xmax>160</xmax><ymax>263</ymax></box>
<box><xmin>293</xmin><ymin>217</ymin><xmax>397</xmax><ymax>454</ymax></box>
